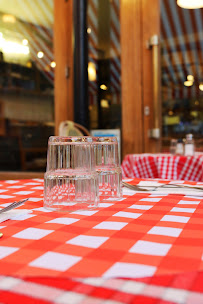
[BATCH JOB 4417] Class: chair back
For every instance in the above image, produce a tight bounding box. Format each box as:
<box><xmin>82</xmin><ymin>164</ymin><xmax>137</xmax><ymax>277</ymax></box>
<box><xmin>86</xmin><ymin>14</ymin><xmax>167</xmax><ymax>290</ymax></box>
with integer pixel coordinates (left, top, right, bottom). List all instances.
<box><xmin>59</xmin><ymin>120</ymin><xmax>90</xmax><ymax>136</ymax></box>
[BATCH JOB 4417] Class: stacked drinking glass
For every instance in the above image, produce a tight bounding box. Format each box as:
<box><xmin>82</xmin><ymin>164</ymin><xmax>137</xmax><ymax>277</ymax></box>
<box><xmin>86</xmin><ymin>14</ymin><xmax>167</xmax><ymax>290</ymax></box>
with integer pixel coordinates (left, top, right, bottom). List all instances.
<box><xmin>44</xmin><ymin>136</ymin><xmax>122</xmax><ymax>212</ymax></box>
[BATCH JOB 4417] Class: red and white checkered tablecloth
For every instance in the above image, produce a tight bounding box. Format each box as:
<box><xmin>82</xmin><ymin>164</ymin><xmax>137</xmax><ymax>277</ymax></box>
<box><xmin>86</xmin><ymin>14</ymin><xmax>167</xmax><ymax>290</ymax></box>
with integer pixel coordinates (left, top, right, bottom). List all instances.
<box><xmin>0</xmin><ymin>177</ymin><xmax>203</xmax><ymax>303</ymax></box>
<box><xmin>121</xmin><ymin>153</ymin><xmax>203</xmax><ymax>181</ymax></box>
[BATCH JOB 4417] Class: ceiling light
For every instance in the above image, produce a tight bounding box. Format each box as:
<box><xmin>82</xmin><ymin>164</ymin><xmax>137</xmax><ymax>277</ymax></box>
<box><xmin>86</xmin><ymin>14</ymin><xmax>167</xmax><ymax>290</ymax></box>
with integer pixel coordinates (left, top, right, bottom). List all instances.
<box><xmin>0</xmin><ymin>39</ymin><xmax>29</xmax><ymax>55</ymax></box>
<box><xmin>101</xmin><ymin>99</ymin><xmax>109</xmax><ymax>108</ymax></box>
<box><xmin>22</xmin><ymin>39</ymin><xmax>28</xmax><ymax>46</ymax></box>
<box><xmin>2</xmin><ymin>14</ymin><xmax>16</xmax><ymax>23</ymax></box>
<box><xmin>88</xmin><ymin>62</ymin><xmax>96</xmax><ymax>81</ymax></box>
<box><xmin>199</xmin><ymin>83</ymin><xmax>203</xmax><ymax>91</ymax></box>
<box><xmin>100</xmin><ymin>84</ymin><xmax>108</xmax><ymax>90</ymax></box>
<box><xmin>184</xmin><ymin>80</ymin><xmax>193</xmax><ymax>87</ymax></box>
<box><xmin>177</xmin><ymin>0</ymin><xmax>203</xmax><ymax>9</ymax></box>
<box><xmin>37</xmin><ymin>51</ymin><xmax>44</xmax><ymax>58</ymax></box>
<box><xmin>187</xmin><ymin>75</ymin><xmax>194</xmax><ymax>81</ymax></box>
<box><xmin>50</xmin><ymin>61</ymin><xmax>56</xmax><ymax>68</ymax></box>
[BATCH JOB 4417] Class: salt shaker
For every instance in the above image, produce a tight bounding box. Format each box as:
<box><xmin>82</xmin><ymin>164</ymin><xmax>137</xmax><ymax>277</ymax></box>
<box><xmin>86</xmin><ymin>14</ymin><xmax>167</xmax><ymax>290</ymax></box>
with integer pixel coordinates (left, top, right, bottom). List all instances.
<box><xmin>184</xmin><ymin>133</ymin><xmax>195</xmax><ymax>156</ymax></box>
<box><xmin>176</xmin><ymin>139</ymin><xmax>184</xmax><ymax>155</ymax></box>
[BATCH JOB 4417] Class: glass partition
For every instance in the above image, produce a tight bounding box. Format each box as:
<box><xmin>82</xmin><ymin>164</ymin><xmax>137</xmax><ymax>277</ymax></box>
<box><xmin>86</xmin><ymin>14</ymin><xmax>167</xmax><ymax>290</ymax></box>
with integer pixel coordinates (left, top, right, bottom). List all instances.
<box><xmin>0</xmin><ymin>1</ymin><xmax>54</xmax><ymax>172</ymax></box>
<box><xmin>87</xmin><ymin>0</ymin><xmax>121</xmax><ymax>130</ymax></box>
<box><xmin>161</xmin><ymin>0</ymin><xmax>203</xmax><ymax>151</ymax></box>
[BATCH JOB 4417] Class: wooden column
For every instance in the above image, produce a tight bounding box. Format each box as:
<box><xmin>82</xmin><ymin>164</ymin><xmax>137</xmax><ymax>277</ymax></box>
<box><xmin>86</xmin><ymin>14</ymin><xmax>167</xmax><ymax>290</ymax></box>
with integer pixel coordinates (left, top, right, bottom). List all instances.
<box><xmin>54</xmin><ymin>0</ymin><xmax>74</xmax><ymax>135</ymax></box>
<box><xmin>121</xmin><ymin>0</ymin><xmax>161</xmax><ymax>158</ymax></box>
<box><xmin>120</xmin><ymin>0</ymin><xmax>144</xmax><ymax>158</ymax></box>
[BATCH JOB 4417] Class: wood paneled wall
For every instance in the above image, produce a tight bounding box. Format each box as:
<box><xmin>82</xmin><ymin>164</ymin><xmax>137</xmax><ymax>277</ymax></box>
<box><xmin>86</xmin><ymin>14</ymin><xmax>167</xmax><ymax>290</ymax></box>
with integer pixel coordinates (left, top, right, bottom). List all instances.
<box><xmin>121</xmin><ymin>0</ymin><xmax>161</xmax><ymax>158</ymax></box>
<box><xmin>54</xmin><ymin>0</ymin><xmax>74</xmax><ymax>135</ymax></box>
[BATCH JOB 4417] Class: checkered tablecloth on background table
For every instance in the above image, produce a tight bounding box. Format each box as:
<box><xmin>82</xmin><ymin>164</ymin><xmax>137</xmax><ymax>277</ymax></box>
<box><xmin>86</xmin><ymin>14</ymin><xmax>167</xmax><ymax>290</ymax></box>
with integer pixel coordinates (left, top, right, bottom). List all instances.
<box><xmin>0</xmin><ymin>178</ymin><xmax>203</xmax><ymax>303</ymax></box>
<box><xmin>121</xmin><ymin>153</ymin><xmax>203</xmax><ymax>181</ymax></box>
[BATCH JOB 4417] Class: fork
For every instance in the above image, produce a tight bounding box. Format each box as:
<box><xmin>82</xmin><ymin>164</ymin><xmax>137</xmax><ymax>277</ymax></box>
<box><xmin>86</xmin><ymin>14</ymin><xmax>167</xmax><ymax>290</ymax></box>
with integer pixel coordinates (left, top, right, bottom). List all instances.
<box><xmin>0</xmin><ymin>198</ymin><xmax>29</xmax><ymax>215</ymax></box>
<box><xmin>122</xmin><ymin>181</ymin><xmax>203</xmax><ymax>192</ymax></box>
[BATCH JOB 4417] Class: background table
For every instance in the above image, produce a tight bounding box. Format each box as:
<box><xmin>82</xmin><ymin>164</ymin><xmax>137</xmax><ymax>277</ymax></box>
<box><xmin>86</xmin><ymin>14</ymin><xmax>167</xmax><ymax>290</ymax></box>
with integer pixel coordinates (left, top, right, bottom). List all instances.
<box><xmin>0</xmin><ymin>177</ymin><xmax>203</xmax><ymax>303</ymax></box>
<box><xmin>122</xmin><ymin>153</ymin><xmax>203</xmax><ymax>181</ymax></box>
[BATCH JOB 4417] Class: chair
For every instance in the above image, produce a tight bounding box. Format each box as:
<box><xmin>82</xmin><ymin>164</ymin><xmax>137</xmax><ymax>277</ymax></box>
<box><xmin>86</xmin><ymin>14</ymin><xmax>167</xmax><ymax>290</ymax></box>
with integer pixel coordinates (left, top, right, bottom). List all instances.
<box><xmin>59</xmin><ymin>120</ymin><xmax>90</xmax><ymax>136</ymax></box>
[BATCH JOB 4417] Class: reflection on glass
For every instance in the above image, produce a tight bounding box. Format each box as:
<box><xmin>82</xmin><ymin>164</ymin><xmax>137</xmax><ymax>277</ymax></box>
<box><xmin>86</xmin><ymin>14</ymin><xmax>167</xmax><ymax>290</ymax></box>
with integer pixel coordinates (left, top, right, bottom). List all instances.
<box><xmin>0</xmin><ymin>1</ymin><xmax>54</xmax><ymax>172</ymax></box>
<box><xmin>161</xmin><ymin>0</ymin><xmax>203</xmax><ymax>151</ymax></box>
<box><xmin>87</xmin><ymin>0</ymin><xmax>121</xmax><ymax>130</ymax></box>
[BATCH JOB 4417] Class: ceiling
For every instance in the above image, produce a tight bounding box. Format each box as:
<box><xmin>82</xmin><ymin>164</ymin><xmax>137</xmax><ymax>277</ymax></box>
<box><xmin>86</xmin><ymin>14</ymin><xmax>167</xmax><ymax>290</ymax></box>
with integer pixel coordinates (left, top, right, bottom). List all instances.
<box><xmin>0</xmin><ymin>0</ymin><xmax>53</xmax><ymax>28</ymax></box>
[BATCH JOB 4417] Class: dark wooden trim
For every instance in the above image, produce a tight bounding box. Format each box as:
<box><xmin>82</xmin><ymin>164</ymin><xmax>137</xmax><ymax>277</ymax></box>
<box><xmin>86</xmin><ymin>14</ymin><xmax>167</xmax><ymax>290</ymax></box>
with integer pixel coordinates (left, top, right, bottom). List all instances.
<box><xmin>142</xmin><ymin>0</ymin><xmax>161</xmax><ymax>153</ymax></box>
<box><xmin>0</xmin><ymin>171</ymin><xmax>44</xmax><ymax>180</ymax></box>
<box><xmin>73</xmin><ymin>0</ymin><xmax>89</xmax><ymax>129</ymax></box>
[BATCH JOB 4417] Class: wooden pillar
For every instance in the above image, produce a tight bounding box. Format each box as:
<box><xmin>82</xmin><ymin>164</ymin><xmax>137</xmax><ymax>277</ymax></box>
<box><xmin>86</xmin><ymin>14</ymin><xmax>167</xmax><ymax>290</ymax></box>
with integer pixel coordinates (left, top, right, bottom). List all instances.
<box><xmin>121</xmin><ymin>0</ymin><xmax>161</xmax><ymax>158</ymax></box>
<box><xmin>54</xmin><ymin>0</ymin><xmax>74</xmax><ymax>135</ymax></box>
<box><xmin>120</xmin><ymin>0</ymin><xmax>144</xmax><ymax>158</ymax></box>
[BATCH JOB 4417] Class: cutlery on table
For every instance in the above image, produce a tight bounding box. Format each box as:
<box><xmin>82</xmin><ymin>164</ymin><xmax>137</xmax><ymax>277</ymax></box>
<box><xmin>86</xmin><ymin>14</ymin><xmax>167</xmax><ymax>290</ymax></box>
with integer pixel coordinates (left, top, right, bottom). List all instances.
<box><xmin>0</xmin><ymin>198</ymin><xmax>29</xmax><ymax>215</ymax></box>
<box><xmin>122</xmin><ymin>181</ymin><xmax>203</xmax><ymax>192</ymax></box>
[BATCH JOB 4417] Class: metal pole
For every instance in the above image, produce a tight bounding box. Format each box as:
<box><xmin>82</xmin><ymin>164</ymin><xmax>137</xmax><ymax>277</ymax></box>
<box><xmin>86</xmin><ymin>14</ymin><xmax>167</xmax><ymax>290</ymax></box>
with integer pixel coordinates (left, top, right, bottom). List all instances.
<box><xmin>73</xmin><ymin>0</ymin><xmax>89</xmax><ymax>128</ymax></box>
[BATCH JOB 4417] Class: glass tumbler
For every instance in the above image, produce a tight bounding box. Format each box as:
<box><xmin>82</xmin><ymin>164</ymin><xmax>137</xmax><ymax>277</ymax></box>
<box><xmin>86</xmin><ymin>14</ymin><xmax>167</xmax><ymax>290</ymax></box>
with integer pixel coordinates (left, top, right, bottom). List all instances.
<box><xmin>92</xmin><ymin>136</ymin><xmax>122</xmax><ymax>200</ymax></box>
<box><xmin>44</xmin><ymin>136</ymin><xmax>99</xmax><ymax>211</ymax></box>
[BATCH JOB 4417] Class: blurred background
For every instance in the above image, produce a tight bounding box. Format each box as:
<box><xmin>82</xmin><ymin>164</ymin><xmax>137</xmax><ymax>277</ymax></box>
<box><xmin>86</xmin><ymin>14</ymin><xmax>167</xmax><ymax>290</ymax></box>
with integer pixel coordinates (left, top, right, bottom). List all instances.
<box><xmin>0</xmin><ymin>0</ymin><xmax>202</xmax><ymax>172</ymax></box>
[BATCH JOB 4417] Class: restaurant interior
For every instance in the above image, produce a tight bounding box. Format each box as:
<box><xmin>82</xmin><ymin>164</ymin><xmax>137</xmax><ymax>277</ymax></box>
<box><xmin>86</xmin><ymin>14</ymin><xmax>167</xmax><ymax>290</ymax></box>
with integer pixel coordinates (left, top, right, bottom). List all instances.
<box><xmin>0</xmin><ymin>1</ymin><xmax>203</xmax><ymax>303</ymax></box>
<box><xmin>0</xmin><ymin>0</ymin><xmax>202</xmax><ymax>176</ymax></box>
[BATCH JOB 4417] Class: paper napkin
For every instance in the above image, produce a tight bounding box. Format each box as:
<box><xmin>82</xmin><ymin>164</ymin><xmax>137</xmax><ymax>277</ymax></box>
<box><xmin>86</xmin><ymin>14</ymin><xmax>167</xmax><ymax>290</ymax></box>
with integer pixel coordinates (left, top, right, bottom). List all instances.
<box><xmin>0</xmin><ymin>209</ymin><xmax>33</xmax><ymax>223</ymax></box>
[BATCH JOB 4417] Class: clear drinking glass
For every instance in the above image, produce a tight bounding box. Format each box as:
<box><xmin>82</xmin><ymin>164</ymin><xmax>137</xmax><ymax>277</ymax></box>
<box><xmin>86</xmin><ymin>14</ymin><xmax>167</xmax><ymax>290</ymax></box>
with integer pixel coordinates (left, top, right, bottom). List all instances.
<box><xmin>44</xmin><ymin>136</ymin><xmax>99</xmax><ymax>211</ymax></box>
<box><xmin>170</xmin><ymin>139</ymin><xmax>177</xmax><ymax>155</ymax></box>
<box><xmin>92</xmin><ymin>137</ymin><xmax>122</xmax><ymax>200</ymax></box>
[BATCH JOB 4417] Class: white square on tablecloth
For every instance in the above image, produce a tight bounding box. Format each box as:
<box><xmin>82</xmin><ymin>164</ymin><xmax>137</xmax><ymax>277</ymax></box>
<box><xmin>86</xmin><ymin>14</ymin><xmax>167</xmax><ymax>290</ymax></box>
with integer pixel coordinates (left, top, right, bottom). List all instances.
<box><xmin>103</xmin><ymin>262</ymin><xmax>156</xmax><ymax>278</ymax></box>
<box><xmin>24</xmin><ymin>182</ymin><xmax>41</xmax><ymax>185</ymax></box>
<box><xmin>0</xmin><ymin>195</ymin><xmax>14</xmax><ymax>199</ymax></box>
<box><xmin>11</xmin><ymin>213</ymin><xmax>35</xmax><ymax>221</ymax></box>
<box><xmin>178</xmin><ymin>200</ymin><xmax>200</xmax><ymax>205</ymax></box>
<box><xmin>93</xmin><ymin>221</ymin><xmax>128</xmax><ymax>230</ymax></box>
<box><xmin>161</xmin><ymin>215</ymin><xmax>190</xmax><ymax>223</ymax></box>
<box><xmin>98</xmin><ymin>203</ymin><xmax>114</xmax><ymax>208</ymax></box>
<box><xmin>66</xmin><ymin>235</ymin><xmax>109</xmax><ymax>248</ymax></box>
<box><xmin>56</xmin><ymin>291</ymin><xmax>86</xmax><ymax>304</ymax></box>
<box><xmin>170</xmin><ymin>207</ymin><xmax>196</xmax><ymax>213</ymax></box>
<box><xmin>0</xmin><ymin>246</ymin><xmax>19</xmax><ymax>259</ymax></box>
<box><xmin>129</xmin><ymin>240</ymin><xmax>171</xmax><ymax>256</ymax></box>
<box><xmin>46</xmin><ymin>218</ymin><xmax>79</xmax><ymax>225</ymax></box>
<box><xmin>123</xmin><ymin>189</ymin><xmax>137</xmax><ymax>196</ymax></box>
<box><xmin>7</xmin><ymin>186</ymin><xmax>25</xmax><ymax>189</ymax></box>
<box><xmin>34</xmin><ymin>207</ymin><xmax>52</xmax><ymax>212</ymax></box>
<box><xmin>113</xmin><ymin>211</ymin><xmax>142</xmax><ymax>219</ymax></box>
<box><xmin>128</xmin><ymin>204</ymin><xmax>153</xmax><ymax>210</ymax></box>
<box><xmin>5</xmin><ymin>180</ymin><xmax>19</xmax><ymax>184</ymax></box>
<box><xmin>148</xmin><ymin>226</ymin><xmax>182</xmax><ymax>237</ymax></box>
<box><xmin>28</xmin><ymin>198</ymin><xmax>42</xmax><ymax>202</ymax></box>
<box><xmin>0</xmin><ymin>277</ymin><xmax>22</xmax><ymax>290</ymax></box>
<box><xmin>12</xmin><ymin>227</ymin><xmax>54</xmax><ymax>239</ymax></box>
<box><xmin>14</xmin><ymin>191</ymin><xmax>34</xmax><ymax>195</ymax></box>
<box><xmin>139</xmin><ymin>197</ymin><xmax>162</xmax><ymax>202</ymax></box>
<box><xmin>29</xmin><ymin>251</ymin><xmax>81</xmax><ymax>271</ymax></box>
<box><xmin>31</xmin><ymin>186</ymin><xmax>44</xmax><ymax>190</ymax></box>
<box><xmin>71</xmin><ymin>210</ymin><xmax>98</xmax><ymax>216</ymax></box>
